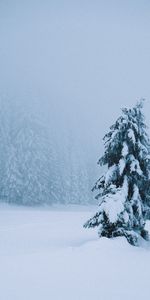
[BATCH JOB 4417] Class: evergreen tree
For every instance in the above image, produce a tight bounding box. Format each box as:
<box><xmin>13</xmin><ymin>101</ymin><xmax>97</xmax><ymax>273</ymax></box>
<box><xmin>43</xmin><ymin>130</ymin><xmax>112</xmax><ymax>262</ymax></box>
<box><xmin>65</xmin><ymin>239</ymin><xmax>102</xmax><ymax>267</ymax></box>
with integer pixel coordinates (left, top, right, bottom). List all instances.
<box><xmin>2</xmin><ymin>109</ymin><xmax>55</xmax><ymax>205</ymax></box>
<box><xmin>84</xmin><ymin>100</ymin><xmax>150</xmax><ymax>246</ymax></box>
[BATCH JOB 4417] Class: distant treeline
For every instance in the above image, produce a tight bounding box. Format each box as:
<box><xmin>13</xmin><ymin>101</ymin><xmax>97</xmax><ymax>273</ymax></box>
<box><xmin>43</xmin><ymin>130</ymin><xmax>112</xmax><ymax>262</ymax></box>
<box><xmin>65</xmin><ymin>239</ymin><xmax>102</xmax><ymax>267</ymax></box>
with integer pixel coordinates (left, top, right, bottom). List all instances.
<box><xmin>0</xmin><ymin>100</ymin><xmax>92</xmax><ymax>205</ymax></box>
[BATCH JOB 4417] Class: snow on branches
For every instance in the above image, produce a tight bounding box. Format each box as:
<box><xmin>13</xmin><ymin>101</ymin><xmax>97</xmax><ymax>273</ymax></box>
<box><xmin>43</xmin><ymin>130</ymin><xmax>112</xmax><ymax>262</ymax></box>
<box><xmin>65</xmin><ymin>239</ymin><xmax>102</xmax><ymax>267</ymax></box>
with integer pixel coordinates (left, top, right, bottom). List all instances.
<box><xmin>84</xmin><ymin>100</ymin><xmax>150</xmax><ymax>246</ymax></box>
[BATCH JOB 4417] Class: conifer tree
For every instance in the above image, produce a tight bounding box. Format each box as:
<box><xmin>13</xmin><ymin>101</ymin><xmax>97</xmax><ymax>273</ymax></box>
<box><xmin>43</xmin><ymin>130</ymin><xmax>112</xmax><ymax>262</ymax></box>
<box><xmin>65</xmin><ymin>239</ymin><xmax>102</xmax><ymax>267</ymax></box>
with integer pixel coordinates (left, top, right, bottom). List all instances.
<box><xmin>2</xmin><ymin>110</ymin><xmax>55</xmax><ymax>205</ymax></box>
<box><xmin>84</xmin><ymin>100</ymin><xmax>150</xmax><ymax>246</ymax></box>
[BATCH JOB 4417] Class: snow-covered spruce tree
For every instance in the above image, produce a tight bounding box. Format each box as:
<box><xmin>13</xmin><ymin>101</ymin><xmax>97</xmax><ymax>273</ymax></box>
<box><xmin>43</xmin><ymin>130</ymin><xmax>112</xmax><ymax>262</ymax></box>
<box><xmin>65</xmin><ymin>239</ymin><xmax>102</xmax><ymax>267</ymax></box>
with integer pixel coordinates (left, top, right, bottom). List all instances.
<box><xmin>84</xmin><ymin>100</ymin><xmax>150</xmax><ymax>246</ymax></box>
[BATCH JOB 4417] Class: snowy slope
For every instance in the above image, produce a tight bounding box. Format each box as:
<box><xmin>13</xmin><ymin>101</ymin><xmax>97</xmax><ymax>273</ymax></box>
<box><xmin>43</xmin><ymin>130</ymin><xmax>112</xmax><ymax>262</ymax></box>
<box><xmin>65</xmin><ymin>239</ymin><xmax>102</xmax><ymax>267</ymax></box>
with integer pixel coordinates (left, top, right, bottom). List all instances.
<box><xmin>0</xmin><ymin>205</ymin><xmax>150</xmax><ymax>300</ymax></box>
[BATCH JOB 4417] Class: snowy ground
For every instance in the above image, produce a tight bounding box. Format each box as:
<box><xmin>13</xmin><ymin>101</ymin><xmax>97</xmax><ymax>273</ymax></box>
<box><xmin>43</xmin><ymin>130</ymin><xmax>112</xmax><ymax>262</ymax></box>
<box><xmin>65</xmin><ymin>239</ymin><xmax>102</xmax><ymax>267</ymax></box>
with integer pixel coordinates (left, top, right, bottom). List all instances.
<box><xmin>0</xmin><ymin>205</ymin><xmax>150</xmax><ymax>300</ymax></box>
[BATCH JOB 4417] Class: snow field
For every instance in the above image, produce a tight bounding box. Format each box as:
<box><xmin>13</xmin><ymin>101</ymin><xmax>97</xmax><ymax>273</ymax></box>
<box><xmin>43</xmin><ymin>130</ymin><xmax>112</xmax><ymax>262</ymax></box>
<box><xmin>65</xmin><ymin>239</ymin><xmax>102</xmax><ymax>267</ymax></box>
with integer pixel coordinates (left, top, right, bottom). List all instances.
<box><xmin>0</xmin><ymin>205</ymin><xmax>150</xmax><ymax>300</ymax></box>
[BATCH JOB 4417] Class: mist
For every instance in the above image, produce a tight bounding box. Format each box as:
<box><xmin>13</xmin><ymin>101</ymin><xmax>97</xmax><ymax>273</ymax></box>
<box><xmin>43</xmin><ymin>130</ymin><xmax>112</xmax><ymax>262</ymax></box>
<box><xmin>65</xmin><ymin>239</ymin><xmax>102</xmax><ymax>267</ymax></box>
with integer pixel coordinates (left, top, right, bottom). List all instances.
<box><xmin>0</xmin><ymin>0</ymin><xmax>150</xmax><ymax>204</ymax></box>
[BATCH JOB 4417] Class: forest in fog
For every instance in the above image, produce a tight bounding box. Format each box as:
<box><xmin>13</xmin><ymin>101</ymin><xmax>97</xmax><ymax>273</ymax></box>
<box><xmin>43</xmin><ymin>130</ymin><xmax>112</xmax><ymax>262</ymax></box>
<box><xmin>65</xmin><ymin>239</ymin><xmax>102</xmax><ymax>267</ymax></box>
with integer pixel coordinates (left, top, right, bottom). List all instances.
<box><xmin>0</xmin><ymin>99</ymin><xmax>94</xmax><ymax>205</ymax></box>
<box><xmin>1</xmin><ymin>1</ymin><xmax>150</xmax><ymax>206</ymax></box>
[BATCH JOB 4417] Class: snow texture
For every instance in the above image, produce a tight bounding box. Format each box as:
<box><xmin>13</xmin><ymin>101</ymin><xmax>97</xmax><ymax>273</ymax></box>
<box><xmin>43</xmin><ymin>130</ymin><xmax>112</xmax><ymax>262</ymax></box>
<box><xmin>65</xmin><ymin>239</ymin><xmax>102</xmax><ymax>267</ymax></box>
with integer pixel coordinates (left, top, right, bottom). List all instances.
<box><xmin>0</xmin><ymin>205</ymin><xmax>150</xmax><ymax>300</ymax></box>
<box><xmin>99</xmin><ymin>177</ymin><xmax>128</xmax><ymax>223</ymax></box>
<box><xmin>129</xmin><ymin>155</ymin><xmax>143</xmax><ymax>175</ymax></box>
<box><xmin>105</xmin><ymin>165</ymin><xmax>117</xmax><ymax>186</ymax></box>
<box><xmin>118</xmin><ymin>158</ymin><xmax>126</xmax><ymax>175</ymax></box>
<box><xmin>122</xmin><ymin>142</ymin><xmax>128</xmax><ymax>157</ymax></box>
<box><xmin>128</xmin><ymin>128</ymin><xmax>136</xmax><ymax>144</ymax></box>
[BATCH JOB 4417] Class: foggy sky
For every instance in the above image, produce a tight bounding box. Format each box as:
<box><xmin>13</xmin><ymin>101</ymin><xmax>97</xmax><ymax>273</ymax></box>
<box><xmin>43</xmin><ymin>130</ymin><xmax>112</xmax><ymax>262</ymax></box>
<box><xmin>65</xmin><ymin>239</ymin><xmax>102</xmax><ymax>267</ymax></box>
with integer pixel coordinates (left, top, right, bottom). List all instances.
<box><xmin>0</xmin><ymin>0</ymin><xmax>150</xmax><ymax>161</ymax></box>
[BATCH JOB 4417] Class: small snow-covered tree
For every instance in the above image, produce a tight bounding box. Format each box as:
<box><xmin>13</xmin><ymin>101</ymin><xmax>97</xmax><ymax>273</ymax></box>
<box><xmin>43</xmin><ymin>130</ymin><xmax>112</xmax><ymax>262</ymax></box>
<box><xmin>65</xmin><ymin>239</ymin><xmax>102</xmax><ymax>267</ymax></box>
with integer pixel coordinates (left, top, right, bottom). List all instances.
<box><xmin>84</xmin><ymin>100</ymin><xmax>150</xmax><ymax>246</ymax></box>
